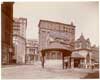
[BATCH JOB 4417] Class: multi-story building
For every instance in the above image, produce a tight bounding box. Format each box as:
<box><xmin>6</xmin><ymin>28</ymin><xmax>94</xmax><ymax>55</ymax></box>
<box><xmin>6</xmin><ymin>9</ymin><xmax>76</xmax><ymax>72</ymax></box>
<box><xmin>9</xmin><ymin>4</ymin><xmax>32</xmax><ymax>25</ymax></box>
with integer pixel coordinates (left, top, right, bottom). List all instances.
<box><xmin>71</xmin><ymin>33</ymin><xmax>99</xmax><ymax>69</ymax></box>
<box><xmin>1</xmin><ymin>2</ymin><xmax>14</xmax><ymax>64</ymax></box>
<box><xmin>13</xmin><ymin>18</ymin><xmax>27</xmax><ymax>64</ymax></box>
<box><xmin>26</xmin><ymin>39</ymin><xmax>39</xmax><ymax>64</ymax></box>
<box><xmin>91</xmin><ymin>45</ymin><xmax>99</xmax><ymax>63</ymax></box>
<box><xmin>39</xmin><ymin>20</ymin><xmax>75</xmax><ymax>60</ymax></box>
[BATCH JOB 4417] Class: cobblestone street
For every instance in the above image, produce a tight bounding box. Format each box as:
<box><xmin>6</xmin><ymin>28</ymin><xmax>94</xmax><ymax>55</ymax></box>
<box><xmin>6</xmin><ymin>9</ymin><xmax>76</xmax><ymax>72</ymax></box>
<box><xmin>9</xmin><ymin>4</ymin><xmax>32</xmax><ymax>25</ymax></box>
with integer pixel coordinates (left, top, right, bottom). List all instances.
<box><xmin>2</xmin><ymin>60</ymin><xmax>98</xmax><ymax>79</ymax></box>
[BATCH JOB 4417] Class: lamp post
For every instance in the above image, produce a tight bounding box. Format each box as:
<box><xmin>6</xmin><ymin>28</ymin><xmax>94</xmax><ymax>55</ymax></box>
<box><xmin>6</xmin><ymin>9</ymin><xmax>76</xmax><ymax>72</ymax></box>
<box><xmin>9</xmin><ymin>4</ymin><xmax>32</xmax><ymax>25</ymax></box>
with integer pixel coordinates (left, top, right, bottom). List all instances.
<box><xmin>9</xmin><ymin>47</ymin><xmax>13</xmax><ymax>64</ymax></box>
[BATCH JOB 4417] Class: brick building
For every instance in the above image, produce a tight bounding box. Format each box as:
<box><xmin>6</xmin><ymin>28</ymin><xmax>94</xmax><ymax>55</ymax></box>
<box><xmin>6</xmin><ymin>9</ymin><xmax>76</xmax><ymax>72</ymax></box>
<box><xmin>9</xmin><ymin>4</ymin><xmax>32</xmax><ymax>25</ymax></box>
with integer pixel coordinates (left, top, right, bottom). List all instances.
<box><xmin>1</xmin><ymin>2</ymin><xmax>14</xmax><ymax>64</ymax></box>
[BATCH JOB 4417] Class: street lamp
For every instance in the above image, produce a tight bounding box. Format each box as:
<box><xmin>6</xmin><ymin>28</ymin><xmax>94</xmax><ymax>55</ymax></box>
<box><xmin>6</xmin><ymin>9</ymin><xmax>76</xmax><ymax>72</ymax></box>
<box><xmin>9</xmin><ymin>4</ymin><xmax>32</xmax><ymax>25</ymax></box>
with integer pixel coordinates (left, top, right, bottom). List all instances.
<box><xmin>9</xmin><ymin>47</ymin><xmax>13</xmax><ymax>64</ymax></box>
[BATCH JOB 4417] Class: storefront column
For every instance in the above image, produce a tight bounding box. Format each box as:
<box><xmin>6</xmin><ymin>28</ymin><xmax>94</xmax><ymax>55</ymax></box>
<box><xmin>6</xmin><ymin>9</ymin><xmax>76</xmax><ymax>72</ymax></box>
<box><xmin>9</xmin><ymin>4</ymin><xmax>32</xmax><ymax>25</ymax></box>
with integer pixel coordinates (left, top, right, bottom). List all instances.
<box><xmin>41</xmin><ymin>52</ymin><xmax>45</xmax><ymax>68</ymax></box>
<box><xmin>89</xmin><ymin>59</ymin><xmax>92</xmax><ymax>69</ymax></box>
<box><xmin>50</xmin><ymin>52</ymin><xmax>52</xmax><ymax>59</ymax></box>
<box><xmin>89</xmin><ymin>52</ymin><xmax>92</xmax><ymax>69</ymax></box>
<box><xmin>62</xmin><ymin>52</ymin><xmax>64</xmax><ymax>69</ymax></box>
<box><xmin>84</xmin><ymin>58</ymin><xmax>87</xmax><ymax>69</ymax></box>
<box><xmin>71</xmin><ymin>58</ymin><xmax>74</xmax><ymax>69</ymax></box>
<box><xmin>28</xmin><ymin>55</ymin><xmax>30</xmax><ymax>64</ymax></box>
<box><xmin>68</xmin><ymin>56</ymin><xmax>71</xmax><ymax>68</ymax></box>
<box><xmin>80</xmin><ymin>59</ymin><xmax>83</xmax><ymax>68</ymax></box>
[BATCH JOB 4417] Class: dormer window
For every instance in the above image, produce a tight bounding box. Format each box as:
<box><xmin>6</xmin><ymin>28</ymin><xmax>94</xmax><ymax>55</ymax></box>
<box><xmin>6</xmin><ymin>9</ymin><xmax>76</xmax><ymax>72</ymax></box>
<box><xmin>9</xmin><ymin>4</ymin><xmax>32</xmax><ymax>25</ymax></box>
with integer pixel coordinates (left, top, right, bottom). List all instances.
<box><xmin>87</xmin><ymin>43</ymin><xmax>90</xmax><ymax>49</ymax></box>
<box><xmin>75</xmin><ymin>42</ymin><xmax>82</xmax><ymax>49</ymax></box>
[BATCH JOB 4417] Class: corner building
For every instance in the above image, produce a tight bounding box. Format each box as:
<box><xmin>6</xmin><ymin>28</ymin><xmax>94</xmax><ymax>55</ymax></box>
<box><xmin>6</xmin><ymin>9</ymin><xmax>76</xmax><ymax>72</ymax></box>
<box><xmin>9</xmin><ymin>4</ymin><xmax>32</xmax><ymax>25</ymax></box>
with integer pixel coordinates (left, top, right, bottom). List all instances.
<box><xmin>71</xmin><ymin>34</ymin><xmax>99</xmax><ymax>69</ymax></box>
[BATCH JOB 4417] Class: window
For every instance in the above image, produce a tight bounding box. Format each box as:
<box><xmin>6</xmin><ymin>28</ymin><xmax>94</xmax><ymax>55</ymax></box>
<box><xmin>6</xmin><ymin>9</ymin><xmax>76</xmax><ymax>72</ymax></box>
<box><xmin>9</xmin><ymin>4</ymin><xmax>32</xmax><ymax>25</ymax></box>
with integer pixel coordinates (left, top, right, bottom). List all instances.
<box><xmin>79</xmin><ymin>43</ymin><xmax>82</xmax><ymax>48</ymax></box>
<box><xmin>42</xmin><ymin>30</ymin><xmax>46</xmax><ymax>33</ymax></box>
<box><xmin>60</xmin><ymin>25</ymin><xmax>64</xmax><ymax>31</ymax></box>
<box><xmin>76</xmin><ymin>43</ymin><xmax>81</xmax><ymax>48</ymax></box>
<box><xmin>64</xmin><ymin>27</ymin><xmax>68</xmax><ymax>32</ymax></box>
<box><xmin>87</xmin><ymin>43</ymin><xmax>90</xmax><ymax>48</ymax></box>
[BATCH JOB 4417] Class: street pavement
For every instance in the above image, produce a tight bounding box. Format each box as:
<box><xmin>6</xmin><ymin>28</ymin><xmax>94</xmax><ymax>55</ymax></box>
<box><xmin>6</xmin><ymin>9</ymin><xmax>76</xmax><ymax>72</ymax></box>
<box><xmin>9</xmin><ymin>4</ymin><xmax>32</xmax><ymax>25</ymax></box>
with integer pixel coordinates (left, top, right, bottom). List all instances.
<box><xmin>1</xmin><ymin>60</ymin><xmax>98</xmax><ymax>79</ymax></box>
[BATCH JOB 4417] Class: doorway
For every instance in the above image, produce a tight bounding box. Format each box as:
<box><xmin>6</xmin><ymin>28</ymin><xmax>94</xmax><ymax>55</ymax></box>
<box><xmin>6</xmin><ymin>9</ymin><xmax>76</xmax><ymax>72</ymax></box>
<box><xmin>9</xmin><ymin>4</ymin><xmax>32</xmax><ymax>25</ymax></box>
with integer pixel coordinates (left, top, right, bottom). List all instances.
<box><xmin>74</xmin><ymin>58</ymin><xmax>80</xmax><ymax>68</ymax></box>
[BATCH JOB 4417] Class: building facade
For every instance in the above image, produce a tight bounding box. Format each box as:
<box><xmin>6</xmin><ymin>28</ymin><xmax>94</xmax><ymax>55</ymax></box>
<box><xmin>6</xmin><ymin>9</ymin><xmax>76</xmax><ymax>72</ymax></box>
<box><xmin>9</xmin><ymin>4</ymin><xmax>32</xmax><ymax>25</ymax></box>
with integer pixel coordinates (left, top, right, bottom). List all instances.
<box><xmin>39</xmin><ymin>20</ymin><xmax>75</xmax><ymax>60</ymax></box>
<box><xmin>91</xmin><ymin>45</ymin><xmax>99</xmax><ymax>68</ymax></box>
<box><xmin>1</xmin><ymin>2</ymin><xmax>14</xmax><ymax>64</ymax></box>
<box><xmin>13</xmin><ymin>18</ymin><xmax>27</xmax><ymax>64</ymax></box>
<box><xmin>71</xmin><ymin>34</ymin><xmax>99</xmax><ymax>69</ymax></box>
<box><xmin>26</xmin><ymin>39</ymin><xmax>39</xmax><ymax>64</ymax></box>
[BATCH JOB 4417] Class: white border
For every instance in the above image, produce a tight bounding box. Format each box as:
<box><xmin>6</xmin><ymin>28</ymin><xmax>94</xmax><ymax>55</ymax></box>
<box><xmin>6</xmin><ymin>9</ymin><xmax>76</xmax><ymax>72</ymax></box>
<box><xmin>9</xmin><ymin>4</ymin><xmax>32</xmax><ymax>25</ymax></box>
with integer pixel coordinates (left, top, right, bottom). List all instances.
<box><xmin>0</xmin><ymin>0</ymin><xmax>100</xmax><ymax>80</ymax></box>
<box><xmin>0</xmin><ymin>0</ymin><xmax>100</xmax><ymax>2</ymax></box>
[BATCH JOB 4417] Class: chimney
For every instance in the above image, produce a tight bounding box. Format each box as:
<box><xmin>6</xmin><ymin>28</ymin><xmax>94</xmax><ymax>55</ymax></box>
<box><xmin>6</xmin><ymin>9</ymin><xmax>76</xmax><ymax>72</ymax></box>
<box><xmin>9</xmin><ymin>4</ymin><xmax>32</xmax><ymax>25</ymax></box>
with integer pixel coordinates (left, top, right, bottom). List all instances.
<box><xmin>71</xmin><ymin>21</ymin><xmax>74</xmax><ymax>26</ymax></box>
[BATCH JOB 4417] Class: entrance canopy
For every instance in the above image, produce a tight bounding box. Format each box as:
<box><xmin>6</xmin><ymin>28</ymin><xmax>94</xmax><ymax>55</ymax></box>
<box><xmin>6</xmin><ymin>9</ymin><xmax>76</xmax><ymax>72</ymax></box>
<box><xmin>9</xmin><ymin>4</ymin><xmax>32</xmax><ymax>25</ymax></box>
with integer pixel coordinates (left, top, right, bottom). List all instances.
<box><xmin>71</xmin><ymin>52</ymin><xmax>84</xmax><ymax>59</ymax></box>
<box><xmin>41</xmin><ymin>48</ymin><xmax>71</xmax><ymax>57</ymax></box>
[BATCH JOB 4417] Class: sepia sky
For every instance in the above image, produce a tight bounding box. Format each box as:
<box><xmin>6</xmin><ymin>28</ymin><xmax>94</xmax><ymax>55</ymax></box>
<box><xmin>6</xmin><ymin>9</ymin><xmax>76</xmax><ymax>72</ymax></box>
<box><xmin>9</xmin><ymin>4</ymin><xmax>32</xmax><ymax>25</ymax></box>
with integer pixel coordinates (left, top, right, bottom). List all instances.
<box><xmin>14</xmin><ymin>2</ymin><xmax>99</xmax><ymax>46</ymax></box>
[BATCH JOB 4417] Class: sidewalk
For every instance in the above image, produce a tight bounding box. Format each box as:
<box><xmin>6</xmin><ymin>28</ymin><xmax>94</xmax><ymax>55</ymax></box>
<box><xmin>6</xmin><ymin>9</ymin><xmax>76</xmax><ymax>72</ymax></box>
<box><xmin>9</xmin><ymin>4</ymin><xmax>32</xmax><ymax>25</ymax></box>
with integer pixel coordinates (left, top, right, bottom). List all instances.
<box><xmin>1</xmin><ymin>60</ymin><xmax>99</xmax><ymax>79</ymax></box>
